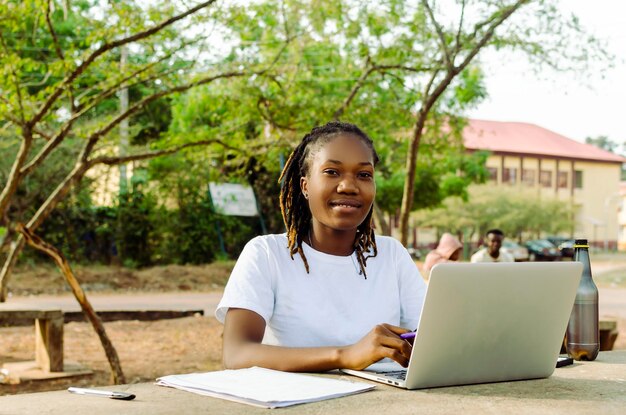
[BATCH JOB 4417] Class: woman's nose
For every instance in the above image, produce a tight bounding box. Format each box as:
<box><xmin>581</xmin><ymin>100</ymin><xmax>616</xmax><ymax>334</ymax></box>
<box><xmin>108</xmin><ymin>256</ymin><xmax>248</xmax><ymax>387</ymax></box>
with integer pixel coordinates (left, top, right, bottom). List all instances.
<box><xmin>337</xmin><ymin>176</ymin><xmax>359</xmax><ymax>193</ymax></box>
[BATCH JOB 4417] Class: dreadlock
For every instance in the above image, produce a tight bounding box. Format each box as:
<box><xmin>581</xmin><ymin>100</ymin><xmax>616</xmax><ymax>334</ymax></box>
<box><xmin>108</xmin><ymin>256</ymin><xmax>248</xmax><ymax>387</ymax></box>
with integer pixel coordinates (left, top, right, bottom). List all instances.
<box><xmin>278</xmin><ymin>121</ymin><xmax>380</xmax><ymax>278</ymax></box>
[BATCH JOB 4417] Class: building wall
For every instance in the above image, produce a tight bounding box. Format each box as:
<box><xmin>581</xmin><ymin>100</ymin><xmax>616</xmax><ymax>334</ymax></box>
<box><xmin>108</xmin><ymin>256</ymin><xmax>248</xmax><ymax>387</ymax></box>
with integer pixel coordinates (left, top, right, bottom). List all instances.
<box><xmin>572</xmin><ymin>161</ymin><xmax>622</xmax><ymax>249</ymax></box>
<box><xmin>618</xmin><ymin>184</ymin><xmax>626</xmax><ymax>251</ymax></box>
<box><xmin>481</xmin><ymin>153</ymin><xmax>622</xmax><ymax>248</ymax></box>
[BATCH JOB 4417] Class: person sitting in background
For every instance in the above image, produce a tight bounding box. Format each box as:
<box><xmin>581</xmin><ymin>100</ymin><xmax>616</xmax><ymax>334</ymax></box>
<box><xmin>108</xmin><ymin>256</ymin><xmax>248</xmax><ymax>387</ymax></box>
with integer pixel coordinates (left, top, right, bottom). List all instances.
<box><xmin>470</xmin><ymin>229</ymin><xmax>514</xmax><ymax>263</ymax></box>
<box><xmin>423</xmin><ymin>233</ymin><xmax>463</xmax><ymax>274</ymax></box>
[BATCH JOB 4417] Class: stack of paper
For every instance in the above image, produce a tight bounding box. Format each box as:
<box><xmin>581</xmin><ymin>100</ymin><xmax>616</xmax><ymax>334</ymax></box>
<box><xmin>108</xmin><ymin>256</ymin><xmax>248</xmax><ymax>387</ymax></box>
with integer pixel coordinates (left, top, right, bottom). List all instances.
<box><xmin>156</xmin><ymin>367</ymin><xmax>376</xmax><ymax>408</ymax></box>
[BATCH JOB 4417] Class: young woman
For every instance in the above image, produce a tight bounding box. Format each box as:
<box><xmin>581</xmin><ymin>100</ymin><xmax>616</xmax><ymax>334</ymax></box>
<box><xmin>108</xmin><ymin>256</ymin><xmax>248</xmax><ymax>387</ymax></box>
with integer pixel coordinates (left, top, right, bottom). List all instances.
<box><xmin>215</xmin><ymin>121</ymin><xmax>426</xmax><ymax>372</ymax></box>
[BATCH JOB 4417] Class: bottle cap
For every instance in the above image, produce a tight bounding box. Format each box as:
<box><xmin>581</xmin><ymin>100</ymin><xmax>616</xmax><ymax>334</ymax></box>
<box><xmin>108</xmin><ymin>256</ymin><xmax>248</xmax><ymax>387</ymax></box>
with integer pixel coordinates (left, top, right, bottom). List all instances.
<box><xmin>574</xmin><ymin>238</ymin><xmax>589</xmax><ymax>248</ymax></box>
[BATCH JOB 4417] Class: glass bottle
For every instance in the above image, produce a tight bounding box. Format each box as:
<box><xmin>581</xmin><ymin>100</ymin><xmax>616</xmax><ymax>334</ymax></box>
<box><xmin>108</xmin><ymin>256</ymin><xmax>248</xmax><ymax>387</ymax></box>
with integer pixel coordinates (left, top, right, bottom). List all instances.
<box><xmin>566</xmin><ymin>238</ymin><xmax>599</xmax><ymax>361</ymax></box>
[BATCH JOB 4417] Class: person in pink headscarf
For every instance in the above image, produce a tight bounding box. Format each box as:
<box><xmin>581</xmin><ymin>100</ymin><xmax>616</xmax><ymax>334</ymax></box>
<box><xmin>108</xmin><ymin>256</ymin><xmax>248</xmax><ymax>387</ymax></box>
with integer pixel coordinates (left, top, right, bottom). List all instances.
<box><xmin>423</xmin><ymin>233</ymin><xmax>463</xmax><ymax>274</ymax></box>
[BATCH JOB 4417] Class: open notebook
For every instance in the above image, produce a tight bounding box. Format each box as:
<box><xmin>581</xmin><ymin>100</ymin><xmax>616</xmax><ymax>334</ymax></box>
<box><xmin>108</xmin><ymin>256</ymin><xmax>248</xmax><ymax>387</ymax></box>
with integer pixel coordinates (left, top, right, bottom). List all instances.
<box><xmin>156</xmin><ymin>367</ymin><xmax>375</xmax><ymax>408</ymax></box>
<box><xmin>342</xmin><ymin>262</ymin><xmax>582</xmax><ymax>389</ymax></box>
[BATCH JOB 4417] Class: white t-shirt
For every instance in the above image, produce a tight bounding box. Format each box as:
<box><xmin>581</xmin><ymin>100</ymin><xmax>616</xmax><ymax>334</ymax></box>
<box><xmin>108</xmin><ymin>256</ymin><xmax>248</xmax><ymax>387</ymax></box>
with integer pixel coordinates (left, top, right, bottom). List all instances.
<box><xmin>215</xmin><ymin>234</ymin><xmax>427</xmax><ymax>348</ymax></box>
<box><xmin>470</xmin><ymin>248</ymin><xmax>515</xmax><ymax>263</ymax></box>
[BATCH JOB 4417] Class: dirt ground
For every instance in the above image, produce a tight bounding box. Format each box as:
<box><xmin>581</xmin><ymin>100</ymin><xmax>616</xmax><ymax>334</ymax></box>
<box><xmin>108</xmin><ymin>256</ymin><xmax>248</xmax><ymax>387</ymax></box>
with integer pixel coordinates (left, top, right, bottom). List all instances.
<box><xmin>3</xmin><ymin>262</ymin><xmax>235</xmax><ymax>296</ymax></box>
<box><xmin>1</xmin><ymin>260</ymin><xmax>625</xmax><ymax>396</ymax></box>
<box><xmin>0</xmin><ymin>263</ymin><xmax>231</xmax><ymax>396</ymax></box>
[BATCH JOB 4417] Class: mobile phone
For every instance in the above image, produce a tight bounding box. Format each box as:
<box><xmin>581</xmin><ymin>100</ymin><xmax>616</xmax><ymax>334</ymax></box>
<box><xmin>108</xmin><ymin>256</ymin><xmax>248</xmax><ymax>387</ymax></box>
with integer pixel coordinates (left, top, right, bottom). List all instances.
<box><xmin>556</xmin><ymin>357</ymin><xmax>574</xmax><ymax>368</ymax></box>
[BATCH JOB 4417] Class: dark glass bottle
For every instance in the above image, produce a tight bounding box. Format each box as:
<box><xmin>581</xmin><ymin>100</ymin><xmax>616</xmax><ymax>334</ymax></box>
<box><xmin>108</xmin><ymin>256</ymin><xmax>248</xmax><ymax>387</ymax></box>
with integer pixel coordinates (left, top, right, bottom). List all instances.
<box><xmin>566</xmin><ymin>239</ymin><xmax>599</xmax><ymax>361</ymax></box>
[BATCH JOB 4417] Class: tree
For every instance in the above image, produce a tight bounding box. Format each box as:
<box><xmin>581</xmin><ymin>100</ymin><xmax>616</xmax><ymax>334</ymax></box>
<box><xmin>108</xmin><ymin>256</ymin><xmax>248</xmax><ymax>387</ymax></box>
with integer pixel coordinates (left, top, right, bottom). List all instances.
<box><xmin>378</xmin><ymin>0</ymin><xmax>607</xmax><ymax>245</ymax></box>
<box><xmin>159</xmin><ymin>0</ymin><xmax>495</xmax><ymax>237</ymax></box>
<box><xmin>417</xmin><ymin>185</ymin><xmax>575</xmax><ymax>242</ymax></box>
<box><xmin>233</xmin><ymin>0</ymin><xmax>604</xmax><ymax>245</ymax></box>
<box><xmin>585</xmin><ymin>135</ymin><xmax>619</xmax><ymax>153</ymax></box>
<box><xmin>0</xmin><ymin>0</ymin><xmax>283</xmax><ymax>300</ymax></box>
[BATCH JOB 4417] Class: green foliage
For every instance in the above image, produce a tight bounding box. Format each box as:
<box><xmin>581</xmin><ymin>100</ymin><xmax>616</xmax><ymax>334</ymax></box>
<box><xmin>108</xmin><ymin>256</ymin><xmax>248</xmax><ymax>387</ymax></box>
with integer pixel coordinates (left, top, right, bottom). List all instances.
<box><xmin>35</xmin><ymin>189</ymin><xmax>117</xmax><ymax>264</ymax></box>
<box><xmin>416</xmin><ymin>185</ymin><xmax>575</xmax><ymax>241</ymax></box>
<box><xmin>34</xmin><ymin>178</ymin><xmax>261</xmax><ymax>266</ymax></box>
<box><xmin>1</xmin><ymin>0</ymin><xmax>609</xmax><ymax>273</ymax></box>
<box><xmin>164</xmin><ymin>0</ymin><xmax>496</xmax><ymax>221</ymax></box>
<box><xmin>585</xmin><ymin>136</ymin><xmax>620</xmax><ymax>153</ymax></box>
<box><xmin>115</xmin><ymin>181</ymin><xmax>156</xmax><ymax>268</ymax></box>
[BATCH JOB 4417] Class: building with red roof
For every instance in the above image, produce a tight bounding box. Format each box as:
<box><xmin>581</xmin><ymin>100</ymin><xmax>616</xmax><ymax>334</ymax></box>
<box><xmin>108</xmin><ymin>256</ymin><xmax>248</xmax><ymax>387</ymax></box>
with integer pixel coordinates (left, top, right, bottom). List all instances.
<box><xmin>463</xmin><ymin>119</ymin><xmax>626</xmax><ymax>249</ymax></box>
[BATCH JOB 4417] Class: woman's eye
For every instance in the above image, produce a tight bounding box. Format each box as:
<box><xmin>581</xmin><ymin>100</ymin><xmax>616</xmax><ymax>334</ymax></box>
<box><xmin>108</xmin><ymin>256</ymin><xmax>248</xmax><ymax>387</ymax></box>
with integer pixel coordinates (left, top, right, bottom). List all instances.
<box><xmin>359</xmin><ymin>172</ymin><xmax>373</xmax><ymax>179</ymax></box>
<box><xmin>323</xmin><ymin>169</ymin><xmax>338</xmax><ymax>176</ymax></box>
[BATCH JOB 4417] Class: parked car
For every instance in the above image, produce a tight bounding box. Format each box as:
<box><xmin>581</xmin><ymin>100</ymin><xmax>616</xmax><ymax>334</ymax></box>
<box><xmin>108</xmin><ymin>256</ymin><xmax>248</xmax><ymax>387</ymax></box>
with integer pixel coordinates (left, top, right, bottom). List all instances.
<box><xmin>501</xmin><ymin>240</ymin><xmax>529</xmax><ymax>262</ymax></box>
<box><xmin>546</xmin><ymin>237</ymin><xmax>575</xmax><ymax>258</ymax></box>
<box><xmin>524</xmin><ymin>239</ymin><xmax>562</xmax><ymax>261</ymax></box>
<box><xmin>406</xmin><ymin>246</ymin><xmax>422</xmax><ymax>260</ymax></box>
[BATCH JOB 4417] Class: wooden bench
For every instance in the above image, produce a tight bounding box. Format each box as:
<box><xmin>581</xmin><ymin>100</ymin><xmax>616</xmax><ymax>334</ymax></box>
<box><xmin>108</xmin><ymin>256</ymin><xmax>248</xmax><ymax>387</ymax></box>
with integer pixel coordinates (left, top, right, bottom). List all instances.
<box><xmin>1</xmin><ymin>309</ymin><xmax>93</xmax><ymax>383</ymax></box>
<box><xmin>600</xmin><ymin>319</ymin><xmax>619</xmax><ymax>351</ymax></box>
<box><xmin>0</xmin><ymin>309</ymin><xmax>64</xmax><ymax>373</ymax></box>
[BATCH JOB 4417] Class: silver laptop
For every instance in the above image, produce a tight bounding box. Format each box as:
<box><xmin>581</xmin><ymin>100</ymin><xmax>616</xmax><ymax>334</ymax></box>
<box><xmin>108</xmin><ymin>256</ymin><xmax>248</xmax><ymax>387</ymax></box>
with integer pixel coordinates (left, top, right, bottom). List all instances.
<box><xmin>342</xmin><ymin>262</ymin><xmax>582</xmax><ymax>389</ymax></box>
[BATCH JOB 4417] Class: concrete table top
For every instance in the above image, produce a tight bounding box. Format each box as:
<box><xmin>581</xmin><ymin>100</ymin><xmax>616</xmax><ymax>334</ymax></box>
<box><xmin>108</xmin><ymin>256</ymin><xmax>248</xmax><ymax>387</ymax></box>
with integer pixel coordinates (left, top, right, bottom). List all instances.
<box><xmin>1</xmin><ymin>351</ymin><xmax>625</xmax><ymax>415</ymax></box>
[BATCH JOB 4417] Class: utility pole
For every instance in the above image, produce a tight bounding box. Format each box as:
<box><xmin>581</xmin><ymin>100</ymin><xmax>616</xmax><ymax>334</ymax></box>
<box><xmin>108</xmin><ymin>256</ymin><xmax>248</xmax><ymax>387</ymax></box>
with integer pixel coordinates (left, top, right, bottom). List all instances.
<box><xmin>119</xmin><ymin>43</ymin><xmax>129</xmax><ymax>196</ymax></box>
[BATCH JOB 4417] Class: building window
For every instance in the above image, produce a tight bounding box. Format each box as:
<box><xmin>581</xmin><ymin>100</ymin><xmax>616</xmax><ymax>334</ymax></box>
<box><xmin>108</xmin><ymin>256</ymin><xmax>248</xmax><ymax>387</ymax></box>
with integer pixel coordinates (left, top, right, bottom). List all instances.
<box><xmin>539</xmin><ymin>170</ymin><xmax>552</xmax><ymax>188</ymax></box>
<box><xmin>522</xmin><ymin>169</ymin><xmax>535</xmax><ymax>186</ymax></box>
<box><xmin>487</xmin><ymin>167</ymin><xmax>498</xmax><ymax>182</ymax></box>
<box><xmin>502</xmin><ymin>168</ymin><xmax>517</xmax><ymax>184</ymax></box>
<box><xmin>557</xmin><ymin>171</ymin><xmax>568</xmax><ymax>188</ymax></box>
<box><xmin>575</xmin><ymin>170</ymin><xmax>583</xmax><ymax>189</ymax></box>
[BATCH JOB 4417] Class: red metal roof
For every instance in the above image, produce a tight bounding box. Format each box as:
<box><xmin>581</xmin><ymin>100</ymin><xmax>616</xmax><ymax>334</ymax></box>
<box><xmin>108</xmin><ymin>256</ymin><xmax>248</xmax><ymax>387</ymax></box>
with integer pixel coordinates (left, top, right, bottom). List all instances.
<box><xmin>463</xmin><ymin>119</ymin><xmax>626</xmax><ymax>164</ymax></box>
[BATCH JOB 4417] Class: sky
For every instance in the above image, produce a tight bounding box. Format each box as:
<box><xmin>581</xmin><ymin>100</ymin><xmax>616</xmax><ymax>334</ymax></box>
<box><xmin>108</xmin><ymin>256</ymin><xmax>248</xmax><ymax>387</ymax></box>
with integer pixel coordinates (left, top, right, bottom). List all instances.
<box><xmin>467</xmin><ymin>0</ymin><xmax>626</xmax><ymax>146</ymax></box>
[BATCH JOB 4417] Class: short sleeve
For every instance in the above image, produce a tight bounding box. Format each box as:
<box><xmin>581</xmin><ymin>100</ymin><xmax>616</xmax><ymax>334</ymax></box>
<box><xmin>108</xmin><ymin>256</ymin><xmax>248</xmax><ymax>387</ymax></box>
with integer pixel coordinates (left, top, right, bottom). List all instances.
<box><xmin>215</xmin><ymin>237</ymin><xmax>275</xmax><ymax>324</ymax></box>
<box><xmin>394</xmin><ymin>241</ymin><xmax>427</xmax><ymax>330</ymax></box>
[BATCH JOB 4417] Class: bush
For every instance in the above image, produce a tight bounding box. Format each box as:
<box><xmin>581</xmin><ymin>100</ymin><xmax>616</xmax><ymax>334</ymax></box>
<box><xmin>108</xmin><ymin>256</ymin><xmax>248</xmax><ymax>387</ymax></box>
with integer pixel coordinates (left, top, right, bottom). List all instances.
<box><xmin>34</xmin><ymin>184</ymin><xmax>261</xmax><ymax>267</ymax></box>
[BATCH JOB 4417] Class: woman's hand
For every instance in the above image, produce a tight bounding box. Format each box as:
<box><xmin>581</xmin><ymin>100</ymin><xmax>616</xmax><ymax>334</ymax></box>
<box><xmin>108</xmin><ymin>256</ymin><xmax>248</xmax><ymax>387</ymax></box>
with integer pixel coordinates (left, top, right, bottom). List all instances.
<box><xmin>338</xmin><ymin>324</ymin><xmax>413</xmax><ymax>370</ymax></box>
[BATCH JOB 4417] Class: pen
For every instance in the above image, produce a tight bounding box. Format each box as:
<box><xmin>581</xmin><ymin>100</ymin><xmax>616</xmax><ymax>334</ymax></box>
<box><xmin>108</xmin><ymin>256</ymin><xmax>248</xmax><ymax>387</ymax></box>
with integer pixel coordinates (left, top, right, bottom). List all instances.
<box><xmin>68</xmin><ymin>387</ymin><xmax>136</xmax><ymax>400</ymax></box>
<box><xmin>400</xmin><ymin>331</ymin><xmax>416</xmax><ymax>340</ymax></box>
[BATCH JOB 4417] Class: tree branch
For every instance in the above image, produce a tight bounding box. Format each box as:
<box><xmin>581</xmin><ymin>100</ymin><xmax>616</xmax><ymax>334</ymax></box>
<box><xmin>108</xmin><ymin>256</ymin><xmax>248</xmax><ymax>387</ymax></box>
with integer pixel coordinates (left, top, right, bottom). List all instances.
<box><xmin>333</xmin><ymin>57</ymin><xmax>375</xmax><ymax>120</ymax></box>
<box><xmin>18</xmin><ymin>224</ymin><xmax>126</xmax><ymax>384</ymax></box>
<box><xmin>83</xmin><ymin>70</ymin><xmax>248</xmax><ymax>152</ymax></box>
<box><xmin>45</xmin><ymin>0</ymin><xmax>65</xmax><ymax>61</ymax></box>
<box><xmin>422</xmin><ymin>0</ymin><xmax>454</xmax><ymax>70</ymax></box>
<box><xmin>256</xmin><ymin>97</ymin><xmax>297</xmax><ymax>132</ymax></box>
<box><xmin>457</xmin><ymin>0</ymin><xmax>529</xmax><ymax>71</ymax></box>
<box><xmin>455</xmin><ymin>0</ymin><xmax>467</xmax><ymax>54</ymax></box>
<box><xmin>74</xmin><ymin>34</ymin><xmax>207</xmax><ymax>109</ymax></box>
<box><xmin>0</xmin><ymin>126</ymin><xmax>33</xmax><ymax>221</ymax></box>
<box><xmin>89</xmin><ymin>139</ymin><xmax>243</xmax><ymax>167</ymax></box>
<box><xmin>20</xmin><ymin>118</ymin><xmax>76</xmax><ymax>176</ymax></box>
<box><xmin>29</xmin><ymin>0</ymin><xmax>218</xmax><ymax>129</ymax></box>
<box><xmin>374</xmin><ymin>63</ymin><xmax>440</xmax><ymax>73</ymax></box>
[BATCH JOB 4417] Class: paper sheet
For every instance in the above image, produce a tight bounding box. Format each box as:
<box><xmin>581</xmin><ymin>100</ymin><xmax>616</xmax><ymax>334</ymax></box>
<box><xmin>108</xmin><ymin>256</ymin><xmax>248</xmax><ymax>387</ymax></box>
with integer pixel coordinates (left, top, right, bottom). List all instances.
<box><xmin>156</xmin><ymin>367</ymin><xmax>375</xmax><ymax>408</ymax></box>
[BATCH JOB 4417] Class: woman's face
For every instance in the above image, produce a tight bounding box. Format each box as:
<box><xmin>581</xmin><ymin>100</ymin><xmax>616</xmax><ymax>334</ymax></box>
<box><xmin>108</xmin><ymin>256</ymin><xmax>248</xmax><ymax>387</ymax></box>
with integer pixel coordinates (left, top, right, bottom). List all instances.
<box><xmin>300</xmin><ymin>134</ymin><xmax>376</xmax><ymax>233</ymax></box>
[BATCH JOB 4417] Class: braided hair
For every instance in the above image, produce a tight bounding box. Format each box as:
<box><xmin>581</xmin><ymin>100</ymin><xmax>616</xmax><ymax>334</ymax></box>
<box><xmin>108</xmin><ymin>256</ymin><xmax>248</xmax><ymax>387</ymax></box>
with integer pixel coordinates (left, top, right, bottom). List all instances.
<box><xmin>278</xmin><ymin>121</ymin><xmax>380</xmax><ymax>278</ymax></box>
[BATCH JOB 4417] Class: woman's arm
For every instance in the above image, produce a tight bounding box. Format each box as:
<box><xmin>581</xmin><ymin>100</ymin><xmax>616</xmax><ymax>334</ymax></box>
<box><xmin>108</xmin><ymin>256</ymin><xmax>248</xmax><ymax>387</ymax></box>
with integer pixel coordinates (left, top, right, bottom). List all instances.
<box><xmin>223</xmin><ymin>308</ymin><xmax>413</xmax><ymax>372</ymax></box>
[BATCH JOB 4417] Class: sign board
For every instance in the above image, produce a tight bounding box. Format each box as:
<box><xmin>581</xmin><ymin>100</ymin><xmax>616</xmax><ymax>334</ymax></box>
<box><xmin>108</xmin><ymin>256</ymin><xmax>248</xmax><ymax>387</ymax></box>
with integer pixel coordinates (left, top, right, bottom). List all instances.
<box><xmin>209</xmin><ymin>183</ymin><xmax>259</xmax><ymax>217</ymax></box>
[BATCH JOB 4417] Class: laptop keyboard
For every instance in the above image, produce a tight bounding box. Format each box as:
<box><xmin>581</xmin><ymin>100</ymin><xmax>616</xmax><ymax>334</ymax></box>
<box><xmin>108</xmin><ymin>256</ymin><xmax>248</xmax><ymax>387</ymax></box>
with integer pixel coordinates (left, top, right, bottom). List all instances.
<box><xmin>376</xmin><ymin>370</ymin><xmax>407</xmax><ymax>380</ymax></box>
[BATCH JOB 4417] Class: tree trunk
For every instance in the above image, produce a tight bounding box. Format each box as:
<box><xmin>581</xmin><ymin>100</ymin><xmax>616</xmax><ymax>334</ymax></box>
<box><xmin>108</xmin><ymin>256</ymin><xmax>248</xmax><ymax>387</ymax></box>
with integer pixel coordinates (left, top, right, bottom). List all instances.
<box><xmin>0</xmin><ymin>162</ymin><xmax>88</xmax><ymax>302</ymax></box>
<box><xmin>17</xmin><ymin>224</ymin><xmax>126</xmax><ymax>384</ymax></box>
<box><xmin>398</xmin><ymin>113</ymin><xmax>426</xmax><ymax>245</ymax></box>
<box><xmin>0</xmin><ymin>236</ymin><xmax>24</xmax><ymax>302</ymax></box>
<box><xmin>0</xmin><ymin>132</ymin><xmax>32</xmax><ymax>221</ymax></box>
<box><xmin>372</xmin><ymin>202</ymin><xmax>391</xmax><ymax>236</ymax></box>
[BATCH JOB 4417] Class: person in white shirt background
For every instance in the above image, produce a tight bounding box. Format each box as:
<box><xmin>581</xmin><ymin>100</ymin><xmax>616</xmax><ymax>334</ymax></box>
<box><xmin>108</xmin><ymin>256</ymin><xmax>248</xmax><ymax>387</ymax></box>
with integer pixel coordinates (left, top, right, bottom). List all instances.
<box><xmin>470</xmin><ymin>229</ymin><xmax>514</xmax><ymax>263</ymax></box>
<box><xmin>216</xmin><ymin>121</ymin><xmax>427</xmax><ymax>372</ymax></box>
